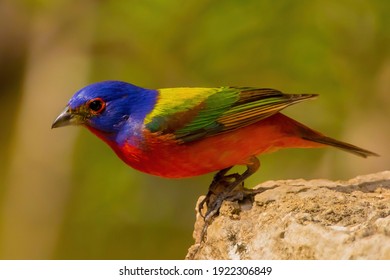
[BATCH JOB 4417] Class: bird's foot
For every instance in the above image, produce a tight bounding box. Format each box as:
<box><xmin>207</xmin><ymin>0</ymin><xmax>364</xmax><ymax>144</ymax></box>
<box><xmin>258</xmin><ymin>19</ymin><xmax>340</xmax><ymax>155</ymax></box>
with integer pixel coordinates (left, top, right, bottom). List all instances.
<box><xmin>200</xmin><ymin>182</ymin><xmax>264</xmax><ymax>221</ymax></box>
<box><xmin>197</xmin><ymin>174</ymin><xmax>265</xmax><ymax>243</ymax></box>
<box><xmin>195</xmin><ymin>158</ymin><xmax>262</xmax><ymax>247</ymax></box>
<box><xmin>198</xmin><ymin>172</ymin><xmax>240</xmax><ymax>218</ymax></box>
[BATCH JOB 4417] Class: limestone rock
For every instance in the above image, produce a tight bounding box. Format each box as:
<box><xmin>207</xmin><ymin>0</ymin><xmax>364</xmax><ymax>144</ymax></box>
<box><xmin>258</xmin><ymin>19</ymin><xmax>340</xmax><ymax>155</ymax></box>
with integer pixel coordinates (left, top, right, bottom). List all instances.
<box><xmin>186</xmin><ymin>171</ymin><xmax>390</xmax><ymax>260</ymax></box>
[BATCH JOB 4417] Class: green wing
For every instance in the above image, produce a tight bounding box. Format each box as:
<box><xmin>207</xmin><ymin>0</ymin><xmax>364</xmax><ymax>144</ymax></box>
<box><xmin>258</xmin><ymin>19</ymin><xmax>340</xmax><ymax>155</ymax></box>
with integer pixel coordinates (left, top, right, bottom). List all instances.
<box><xmin>145</xmin><ymin>87</ymin><xmax>317</xmax><ymax>143</ymax></box>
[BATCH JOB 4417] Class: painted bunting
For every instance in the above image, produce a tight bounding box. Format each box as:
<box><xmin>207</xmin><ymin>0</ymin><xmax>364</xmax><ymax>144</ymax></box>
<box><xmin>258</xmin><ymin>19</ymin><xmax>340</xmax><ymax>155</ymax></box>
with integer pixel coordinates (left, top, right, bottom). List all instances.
<box><xmin>52</xmin><ymin>81</ymin><xmax>377</xmax><ymax>219</ymax></box>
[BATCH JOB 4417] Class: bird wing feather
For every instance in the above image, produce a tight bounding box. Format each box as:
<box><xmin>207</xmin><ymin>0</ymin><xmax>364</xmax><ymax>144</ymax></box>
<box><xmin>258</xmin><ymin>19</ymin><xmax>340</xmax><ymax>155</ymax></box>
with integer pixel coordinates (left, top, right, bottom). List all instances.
<box><xmin>144</xmin><ymin>87</ymin><xmax>317</xmax><ymax>143</ymax></box>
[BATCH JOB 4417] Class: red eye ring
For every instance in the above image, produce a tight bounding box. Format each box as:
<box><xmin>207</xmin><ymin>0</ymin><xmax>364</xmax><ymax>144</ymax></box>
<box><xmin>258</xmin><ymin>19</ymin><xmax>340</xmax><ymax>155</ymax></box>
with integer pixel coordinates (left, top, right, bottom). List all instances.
<box><xmin>87</xmin><ymin>98</ymin><xmax>106</xmax><ymax>114</ymax></box>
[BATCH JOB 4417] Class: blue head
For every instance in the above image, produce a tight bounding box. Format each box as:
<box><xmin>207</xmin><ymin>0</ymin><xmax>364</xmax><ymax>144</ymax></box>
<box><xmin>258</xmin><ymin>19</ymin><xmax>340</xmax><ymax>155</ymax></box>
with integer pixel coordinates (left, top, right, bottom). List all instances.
<box><xmin>52</xmin><ymin>81</ymin><xmax>158</xmax><ymax>143</ymax></box>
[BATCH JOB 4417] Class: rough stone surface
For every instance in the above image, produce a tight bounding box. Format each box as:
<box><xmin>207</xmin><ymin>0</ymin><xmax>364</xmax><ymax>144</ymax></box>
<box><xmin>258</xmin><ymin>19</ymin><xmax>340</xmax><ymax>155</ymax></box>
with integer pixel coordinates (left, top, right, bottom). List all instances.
<box><xmin>186</xmin><ymin>171</ymin><xmax>390</xmax><ymax>260</ymax></box>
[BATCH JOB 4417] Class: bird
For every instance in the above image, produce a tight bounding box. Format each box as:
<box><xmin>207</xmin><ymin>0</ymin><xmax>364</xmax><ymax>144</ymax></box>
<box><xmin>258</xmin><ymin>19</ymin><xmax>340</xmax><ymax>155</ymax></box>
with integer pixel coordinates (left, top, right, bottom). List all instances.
<box><xmin>52</xmin><ymin>80</ymin><xmax>378</xmax><ymax>220</ymax></box>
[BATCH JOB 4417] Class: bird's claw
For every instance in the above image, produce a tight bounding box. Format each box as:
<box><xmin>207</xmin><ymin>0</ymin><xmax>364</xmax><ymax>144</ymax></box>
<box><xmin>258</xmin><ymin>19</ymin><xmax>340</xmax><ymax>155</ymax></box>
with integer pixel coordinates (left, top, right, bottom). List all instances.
<box><xmin>198</xmin><ymin>172</ymin><xmax>241</xmax><ymax>218</ymax></box>
<box><xmin>197</xmin><ymin>172</ymin><xmax>248</xmax><ymax>243</ymax></box>
<box><xmin>196</xmin><ymin>159</ymin><xmax>262</xmax><ymax>246</ymax></box>
<box><xmin>198</xmin><ymin>184</ymin><xmax>267</xmax><ymax>244</ymax></box>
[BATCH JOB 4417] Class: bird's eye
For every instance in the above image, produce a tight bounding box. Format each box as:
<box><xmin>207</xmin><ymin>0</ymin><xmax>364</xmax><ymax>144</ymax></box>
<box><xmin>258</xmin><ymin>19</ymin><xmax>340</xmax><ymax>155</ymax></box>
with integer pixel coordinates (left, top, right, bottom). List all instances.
<box><xmin>87</xmin><ymin>98</ymin><xmax>105</xmax><ymax>114</ymax></box>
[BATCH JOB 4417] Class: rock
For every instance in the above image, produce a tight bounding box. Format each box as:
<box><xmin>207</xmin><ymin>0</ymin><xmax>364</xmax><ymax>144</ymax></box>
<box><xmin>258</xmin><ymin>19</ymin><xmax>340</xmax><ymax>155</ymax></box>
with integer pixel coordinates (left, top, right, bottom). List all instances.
<box><xmin>186</xmin><ymin>171</ymin><xmax>390</xmax><ymax>260</ymax></box>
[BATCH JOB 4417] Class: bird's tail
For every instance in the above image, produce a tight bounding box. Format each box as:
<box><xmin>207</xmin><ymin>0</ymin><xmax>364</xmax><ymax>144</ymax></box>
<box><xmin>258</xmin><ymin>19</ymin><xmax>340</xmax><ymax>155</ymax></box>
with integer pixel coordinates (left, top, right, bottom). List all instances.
<box><xmin>302</xmin><ymin>134</ymin><xmax>379</xmax><ymax>158</ymax></box>
<box><xmin>280</xmin><ymin>113</ymin><xmax>379</xmax><ymax>158</ymax></box>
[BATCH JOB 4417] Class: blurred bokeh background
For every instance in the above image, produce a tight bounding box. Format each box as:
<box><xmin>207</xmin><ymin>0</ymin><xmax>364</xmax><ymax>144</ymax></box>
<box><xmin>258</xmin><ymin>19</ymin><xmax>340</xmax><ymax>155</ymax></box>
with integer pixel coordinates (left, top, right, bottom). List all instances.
<box><xmin>0</xmin><ymin>0</ymin><xmax>389</xmax><ymax>259</ymax></box>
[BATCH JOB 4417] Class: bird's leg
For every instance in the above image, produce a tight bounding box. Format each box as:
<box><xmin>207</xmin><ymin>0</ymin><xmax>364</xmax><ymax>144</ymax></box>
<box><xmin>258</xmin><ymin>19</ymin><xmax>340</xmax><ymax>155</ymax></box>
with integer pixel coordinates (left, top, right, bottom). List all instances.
<box><xmin>198</xmin><ymin>166</ymin><xmax>233</xmax><ymax>217</ymax></box>
<box><xmin>204</xmin><ymin>156</ymin><xmax>260</xmax><ymax>220</ymax></box>
<box><xmin>198</xmin><ymin>157</ymin><xmax>261</xmax><ymax>243</ymax></box>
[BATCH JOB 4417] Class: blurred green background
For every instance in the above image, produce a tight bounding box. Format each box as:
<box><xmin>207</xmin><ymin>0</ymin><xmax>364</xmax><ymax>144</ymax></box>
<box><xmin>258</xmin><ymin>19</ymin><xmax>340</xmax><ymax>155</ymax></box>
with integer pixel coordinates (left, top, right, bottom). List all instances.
<box><xmin>0</xmin><ymin>0</ymin><xmax>389</xmax><ymax>259</ymax></box>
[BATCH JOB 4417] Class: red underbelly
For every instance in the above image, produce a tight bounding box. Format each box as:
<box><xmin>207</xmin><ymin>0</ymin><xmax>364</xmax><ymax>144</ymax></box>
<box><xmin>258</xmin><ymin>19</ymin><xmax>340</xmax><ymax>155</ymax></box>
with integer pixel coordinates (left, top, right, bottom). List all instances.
<box><xmin>108</xmin><ymin>114</ymin><xmax>323</xmax><ymax>178</ymax></box>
